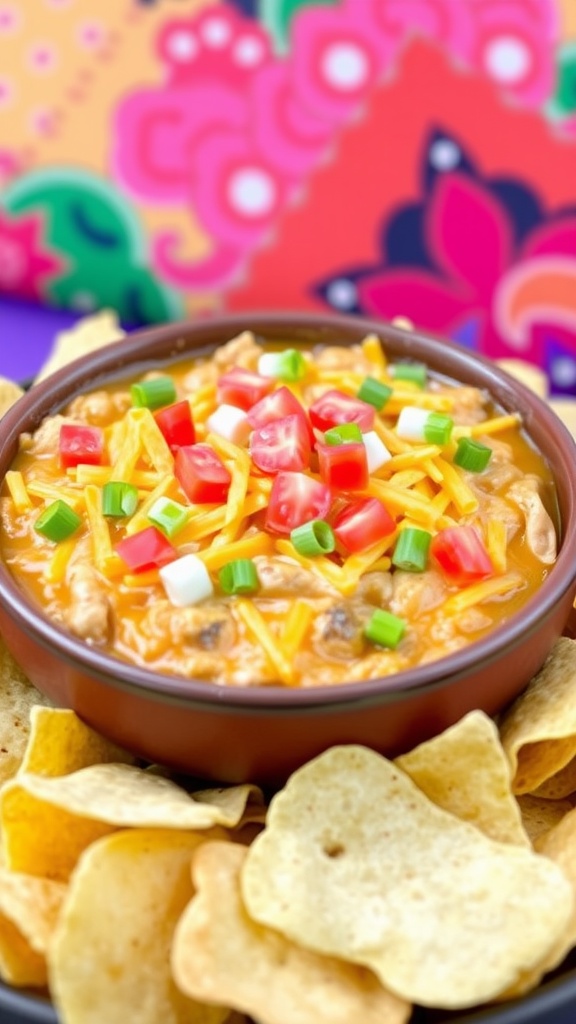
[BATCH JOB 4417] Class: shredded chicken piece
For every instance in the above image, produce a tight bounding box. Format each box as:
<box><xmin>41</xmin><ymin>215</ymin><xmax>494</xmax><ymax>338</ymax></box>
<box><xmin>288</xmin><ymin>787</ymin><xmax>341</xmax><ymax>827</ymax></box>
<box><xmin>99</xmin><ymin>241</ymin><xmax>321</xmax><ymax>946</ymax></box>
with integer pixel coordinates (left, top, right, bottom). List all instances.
<box><xmin>434</xmin><ymin>385</ymin><xmax>487</xmax><ymax>425</ymax></box>
<box><xmin>389</xmin><ymin>569</ymin><xmax>447</xmax><ymax>619</ymax></box>
<box><xmin>144</xmin><ymin>601</ymin><xmax>236</xmax><ymax>650</ymax></box>
<box><xmin>254</xmin><ymin>556</ymin><xmax>340</xmax><ymax>599</ymax></box>
<box><xmin>474</xmin><ymin>494</ymin><xmax>522</xmax><ymax>543</ymax></box>
<box><xmin>312</xmin><ymin>604</ymin><xmax>366</xmax><ymax>661</ymax></box>
<box><xmin>314</xmin><ymin>344</ymin><xmax>371</xmax><ymax>375</ymax></box>
<box><xmin>506</xmin><ymin>476</ymin><xmax>557</xmax><ymax>564</ymax></box>
<box><xmin>67</xmin><ymin>389</ymin><xmax>131</xmax><ymax>427</ymax></box>
<box><xmin>19</xmin><ymin>415</ymin><xmax>72</xmax><ymax>455</ymax></box>
<box><xmin>214</xmin><ymin>331</ymin><xmax>263</xmax><ymax>371</ymax></box>
<box><xmin>66</xmin><ymin>563</ymin><xmax>111</xmax><ymax>644</ymax></box>
<box><xmin>353</xmin><ymin>571</ymin><xmax>394</xmax><ymax>608</ymax></box>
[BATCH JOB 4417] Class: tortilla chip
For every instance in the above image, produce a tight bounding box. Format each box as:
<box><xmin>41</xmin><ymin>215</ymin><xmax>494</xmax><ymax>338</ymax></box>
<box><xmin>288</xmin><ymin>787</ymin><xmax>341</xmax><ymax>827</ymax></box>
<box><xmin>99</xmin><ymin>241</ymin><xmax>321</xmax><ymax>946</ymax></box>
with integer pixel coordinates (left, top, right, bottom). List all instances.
<box><xmin>531</xmin><ymin>756</ymin><xmax>576</xmax><ymax>801</ymax></box>
<box><xmin>241</xmin><ymin>745</ymin><xmax>573</xmax><ymax>1009</ymax></box>
<box><xmin>20</xmin><ymin>707</ymin><xmax>135</xmax><ymax>777</ymax></box>
<box><xmin>0</xmin><ymin>637</ymin><xmax>52</xmax><ymax>786</ymax></box>
<box><xmin>173</xmin><ymin>840</ymin><xmax>410</xmax><ymax>1024</ymax></box>
<box><xmin>48</xmin><ymin>829</ymin><xmax>227</xmax><ymax>1024</ymax></box>
<box><xmin>396</xmin><ymin>710</ymin><xmax>528</xmax><ymax>846</ymax></box>
<box><xmin>499</xmin><ymin>638</ymin><xmax>576</xmax><ymax>794</ymax></box>
<box><xmin>0</xmin><ymin>764</ymin><xmax>259</xmax><ymax>881</ymax></box>
<box><xmin>0</xmin><ymin>378</ymin><xmax>24</xmax><ymax>418</ymax></box>
<box><xmin>0</xmin><ymin>868</ymin><xmax>66</xmax><ymax>987</ymax></box>
<box><xmin>517</xmin><ymin>794</ymin><xmax>575</xmax><ymax>846</ymax></box>
<box><xmin>34</xmin><ymin>310</ymin><xmax>125</xmax><ymax>384</ymax></box>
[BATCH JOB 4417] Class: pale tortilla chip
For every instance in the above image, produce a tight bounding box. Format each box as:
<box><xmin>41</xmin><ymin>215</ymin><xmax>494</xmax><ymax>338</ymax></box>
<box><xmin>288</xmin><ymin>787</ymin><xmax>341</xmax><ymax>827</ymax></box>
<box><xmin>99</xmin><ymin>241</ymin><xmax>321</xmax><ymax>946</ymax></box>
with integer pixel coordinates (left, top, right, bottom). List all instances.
<box><xmin>517</xmin><ymin>794</ymin><xmax>575</xmax><ymax>846</ymax></box>
<box><xmin>20</xmin><ymin>707</ymin><xmax>135</xmax><ymax>777</ymax></box>
<box><xmin>241</xmin><ymin>745</ymin><xmax>573</xmax><ymax>1009</ymax></box>
<box><xmin>173</xmin><ymin>841</ymin><xmax>410</xmax><ymax>1024</ymax></box>
<box><xmin>0</xmin><ymin>378</ymin><xmax>24</xmax><ymax>418</ymax></box>
<box><xmin>34</xmin><ymin>310</ymin><xmax>125</xmax><ymax>384</ymax></box>
<box><xmin>499</xmin><ymin>638</ymin><xmax>576</xmax><ymax>794</ymax></box>
<box><xmin>0</xmin><ymin>868</ymin><xmax>66</xmax><ymax>987</ymax></box>
<box><xmin>532</xmin><ymin>756</ymin><xmax>576</xmax><ymax>801</ymax></box>
<box><xmin>396</xmin><ymin>710</ymin><xmax>528</xmax><ymax>846</ymax></box>
<box><xmin>1</xmin><ymin>764</ymin><xmax>259</xmax><ymax>881</ymax></box>
<box><xmin>48</xmin><ymin>829</ymin><xmax>227</xmax><ymax>1024</ymax></box>
<box><xmin>0</xmin><ymin>637</ymin><xmax>52</xmax><ymax>786</ymax></box>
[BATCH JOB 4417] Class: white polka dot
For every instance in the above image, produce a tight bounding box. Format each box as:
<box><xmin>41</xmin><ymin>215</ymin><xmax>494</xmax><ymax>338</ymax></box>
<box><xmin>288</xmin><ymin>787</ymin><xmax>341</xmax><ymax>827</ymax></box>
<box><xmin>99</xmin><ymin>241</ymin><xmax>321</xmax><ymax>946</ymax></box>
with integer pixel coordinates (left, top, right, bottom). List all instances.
<box><xmin>227</xmin><ymin>167</ymin><xmax>276</xmax><ymax>218</ymax></box>
<box><xmin>429</xmin><ymin>138</ymin><xmax>461</xmax><ymax>171</ymax></box>
<box><xmin>233</xmin><ymin>35</ymin><xmax>265</xmax><ymax>68</ymax></box>
<box><xmin>166</xmin><ymin>30</ymin><xmax>198</xmax><ymax>62</ymax></box>
<box><xmin>326</xmin><ymin>278</ymin><xmax>357</xmax><ymax>310</ymax></box>
<box><xmin>484</xmin><ymin>36</ymin><xmax>532</xmax><ymax>84</ymax></box>
<box><xmin>70</xmin><ymin>291</ymin><xmax>97</xmax><ymax>312</ymax></box>
<box><xmin>200</xmin><ymin>17</ymin><xmax>232</xmax><ymax>49</ymax></box>
<box><xmin>551</xmin><ymin>357</ymin><xmax>576</xmax><ymax>389</ymax></box>
<box><xmin>320</xmin><ymin>42</ymin><xmax>370</xmax><ymax>92</ymax></box>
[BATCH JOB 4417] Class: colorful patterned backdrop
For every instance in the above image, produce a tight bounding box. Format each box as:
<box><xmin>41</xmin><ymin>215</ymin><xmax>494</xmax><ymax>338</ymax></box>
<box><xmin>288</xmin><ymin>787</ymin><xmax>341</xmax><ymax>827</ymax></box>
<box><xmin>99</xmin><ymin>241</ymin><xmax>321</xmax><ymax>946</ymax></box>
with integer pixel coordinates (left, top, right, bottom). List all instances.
<box><xmin>0</xmin><ymin>0</ymin><xmax>575</xmax><ymax>390</ymax></box>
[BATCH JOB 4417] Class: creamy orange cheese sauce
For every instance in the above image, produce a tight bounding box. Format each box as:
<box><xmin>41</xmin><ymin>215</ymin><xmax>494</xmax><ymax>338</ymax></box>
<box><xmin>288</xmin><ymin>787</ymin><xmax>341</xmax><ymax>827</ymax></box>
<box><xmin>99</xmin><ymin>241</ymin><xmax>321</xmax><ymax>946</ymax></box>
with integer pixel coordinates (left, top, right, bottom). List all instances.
<box><xmin>0</xmin><ymin>332</ymin><xmax>558</xmax><ymax>687</ymax></box>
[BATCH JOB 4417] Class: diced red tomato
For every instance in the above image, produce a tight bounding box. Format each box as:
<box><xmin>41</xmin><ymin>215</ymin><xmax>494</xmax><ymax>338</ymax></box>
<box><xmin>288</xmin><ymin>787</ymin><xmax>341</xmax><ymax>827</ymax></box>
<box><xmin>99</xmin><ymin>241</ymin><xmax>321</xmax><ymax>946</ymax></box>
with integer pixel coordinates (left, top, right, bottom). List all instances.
<box><xmin>430</xmin><ymin>526</ymin><xmax>493</xmax><ymax>587</ymax></box>
<box><xmin>250</xmin><ymin>414</ymin><xmax>311</xmax><ymax>475</ymax></box>
<box><xmin>247</xmin><ymin>386</ymin><xmax>312</xmax><ymax>441</ymax></box>
<box><xmin>309</xmin><ymin>390</ymin><xmax>375</xmax><ymax>433</ymax></box>
<box><xmin>216</xmin><ymin>368</ymin><xmax>274</xmax><ymax>411</ymax></box>
<box><xmin>266</xmin><ymin>471</ymin><xmax>332</xmax><ymax>535</ymax></box>
<box><xmin>115</xmin><ymin>526</ymin><xmax>177</xmax><ymax>573</ymax></box>
<box><xmin>59</xmin><ymin>424</ymin><xmax>104</xmax><ymax>469</ymax></box>
<box><xmin>316</xmin><ymin>441</ymin><xmax>369</xmax><ymax>491</ymax></box>
<box><xmin>333</xmin><ymin>498</ymin><xmax>396</xmax><ymax>554</ymax></box>
<box><xmin>154</xmin><ymin>400</ymin><xmax>195</xmax><ymax>451</ymax></box>
<box><xmin>174</xmin><ymin>445</ymin><xmax>231</xmax><ymax>504</ymax></box>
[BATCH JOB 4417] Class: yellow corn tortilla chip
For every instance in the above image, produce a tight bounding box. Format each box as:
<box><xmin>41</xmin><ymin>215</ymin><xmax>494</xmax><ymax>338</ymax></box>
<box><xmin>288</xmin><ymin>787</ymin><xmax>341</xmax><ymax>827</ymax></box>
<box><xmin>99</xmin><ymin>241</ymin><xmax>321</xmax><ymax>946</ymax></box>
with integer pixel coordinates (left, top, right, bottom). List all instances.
<box><xmin>396</xmin><ymin>710</ymin><xmax>528</xmax><ymax>846</ymax></box>
<box><xmin>241</xmin><ymin>745</ymin><xmax>573</xmax><ymax>1009</ymax></box>
<box><xmin>1</xmin><ymin>763</ymin><xmax>260</xmax><ymax>881</ymax></box>
<box><xmin>20</xmin><ymin>707</ymin><xmax>135</xmax><ymax>776</ymax></box>
<box><xmin>531</xmin><ymin>756</ymin><xmax>576</xmax><ymax>800</ymax></box>
<box><xmin>0</xmin><ymin>378</ymin><xmax>24</xmax><ymax>418</ymax></box>
<box><xmin>517</xmin><ymin>794</ymin><xmax>575</xmax><ymax>846</ymax></box>
<box><xmin>34</xmin><ymin>310</ymin><xmax>125</xmax><ymax>384</ymax></box>
<box><xmin>173</xmin><ymin>840</ymin><xmax>410</xmax><ymax>1024</ymax></box>
<box><xmin>48</xmin><ymin>829</ymin><xmax>227</xmax><ymax>1024</ymax></box>
<box><xmin>0</xmin><ymin>868</ymin><xmax>66</xmax><ymax>988</ymax></box>
<box><xmin>499</xmin><ymin>638</ymin><xmax>576</xmax><ymax>794</ymax></box>
<box><xmin>0</xmin><ymin>637</ymin><xmax>52</xmax><ymax>786</ymax></box>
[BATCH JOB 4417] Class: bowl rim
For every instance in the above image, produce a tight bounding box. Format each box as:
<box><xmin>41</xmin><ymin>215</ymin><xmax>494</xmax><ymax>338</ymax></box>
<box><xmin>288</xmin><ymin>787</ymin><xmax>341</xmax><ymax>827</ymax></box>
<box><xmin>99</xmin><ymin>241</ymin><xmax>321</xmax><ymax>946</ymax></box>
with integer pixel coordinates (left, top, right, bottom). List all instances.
<box><xmin>2</xmin><ymin>309</ymin><xmax>576</xmax><ymax>710</ymax></box>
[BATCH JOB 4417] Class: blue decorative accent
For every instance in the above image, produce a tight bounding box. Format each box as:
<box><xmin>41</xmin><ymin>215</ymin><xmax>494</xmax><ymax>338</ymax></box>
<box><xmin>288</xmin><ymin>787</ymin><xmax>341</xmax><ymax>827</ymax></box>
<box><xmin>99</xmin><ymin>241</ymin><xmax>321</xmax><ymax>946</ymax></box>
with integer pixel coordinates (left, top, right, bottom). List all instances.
<box><xmin>225</xmin><ymin>0</ymin><xmax>259</xmax><ymax>15</ymax></box>
<box><xmin>450</xmin><ymin>315</ymin><xmax>482</xmax><ymax>351</ymax></box>
<box><xmin>544</xmin><ymin>331</ymin><xmax>576</xmax><ymax>396</ymax></box>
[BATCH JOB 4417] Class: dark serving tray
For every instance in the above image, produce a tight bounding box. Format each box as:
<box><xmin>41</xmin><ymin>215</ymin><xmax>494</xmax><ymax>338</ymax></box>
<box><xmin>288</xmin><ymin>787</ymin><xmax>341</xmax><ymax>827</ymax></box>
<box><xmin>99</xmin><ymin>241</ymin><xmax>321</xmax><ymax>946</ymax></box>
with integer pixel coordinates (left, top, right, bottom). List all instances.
<box><xmin>2</xmin><ymin>950</ymin><xmax>576</xmax><ymax>1024</ymax></box>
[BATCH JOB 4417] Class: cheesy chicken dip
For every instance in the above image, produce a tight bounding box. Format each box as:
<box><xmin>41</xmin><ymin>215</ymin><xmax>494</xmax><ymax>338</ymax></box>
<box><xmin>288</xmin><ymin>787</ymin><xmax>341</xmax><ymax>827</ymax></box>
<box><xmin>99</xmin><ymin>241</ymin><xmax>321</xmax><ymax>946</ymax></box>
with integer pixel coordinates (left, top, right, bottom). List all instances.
<box><xmin>0</xmin><ymin>331</ymin><xmax>558</xmax><ymax>687</ymax></box>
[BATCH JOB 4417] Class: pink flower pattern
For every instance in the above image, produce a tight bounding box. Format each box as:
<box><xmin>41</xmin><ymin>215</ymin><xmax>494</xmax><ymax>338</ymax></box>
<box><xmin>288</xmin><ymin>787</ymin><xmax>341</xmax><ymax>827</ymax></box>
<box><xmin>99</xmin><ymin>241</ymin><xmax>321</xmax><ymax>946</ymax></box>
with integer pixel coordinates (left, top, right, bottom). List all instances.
<box><xmin>112</xmin><ymin>0</ymin><xmax>560</xmax><ymax>290</ymax></box>
<box><xmin>0</xmin><ymin>210</ymin><xmax>65</xmax><ymax>301</ymax></box>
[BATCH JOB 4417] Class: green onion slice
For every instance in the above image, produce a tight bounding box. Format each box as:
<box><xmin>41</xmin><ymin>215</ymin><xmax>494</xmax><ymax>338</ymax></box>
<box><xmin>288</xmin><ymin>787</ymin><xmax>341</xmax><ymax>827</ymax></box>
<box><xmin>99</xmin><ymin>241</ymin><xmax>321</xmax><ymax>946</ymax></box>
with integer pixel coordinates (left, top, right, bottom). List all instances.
<box><xmin>423</xmin><ymin>412</ymin><xmax>454</xmax><ymax>445</ymax></box>
<box><xmin>290</xmin><ymin>519</ymin><xmax>336</xmax><ymax>556</ymax></box>
<box><xmin>34</xmin><ymin>500</ymin><xmax>82</xmax><ymax>542</ymax></box>
<box><xmin>357</xmin><ymin>377</ymin><xmax>392</xmax><ymax>411</ymax></box>
<box><xmin>131</xmin><ymin>376</ymin><xmax>177</xmax><ymax>411</ymax></box>
<box><xmin>454</xmin><ymin>436</ymin><xmax>493</xmax><ymax>472</ymax></box>
<box><xmin>324</xmin><ymin>423</ymin><xmax>363</xmax><ymax>446</ymax></box>
<box><xmin>147</xmin><ymin>497</ymin><xmax>191</xmax><ymax>538</ymax></box>
<box><xmin>219</xmin><ymin>558</ymin><xmax>259</xmax><ymax>595</ymax></box>
<box><xmin>258</xmin><ymin>349</ymin><xmax>307</xmax><ymax>381</ymax></box>
<box><xmin>102</xmin><ymin>481</ymin><xmax>139</xmax><ymax>518</ymax></box>
<box><xmin>391</xmin><ymin>362</ymin><xmax>426</xmax><ymax>388</ymax></box>
<box><xmin>364</xmin><ymin>609</ymin><xmax>406</xmax><ymax>648</ymax></box>
<box><xmin>392</xmin><ymin>527</ymin><xmax>432</xmax><ymax>572</ymax></box>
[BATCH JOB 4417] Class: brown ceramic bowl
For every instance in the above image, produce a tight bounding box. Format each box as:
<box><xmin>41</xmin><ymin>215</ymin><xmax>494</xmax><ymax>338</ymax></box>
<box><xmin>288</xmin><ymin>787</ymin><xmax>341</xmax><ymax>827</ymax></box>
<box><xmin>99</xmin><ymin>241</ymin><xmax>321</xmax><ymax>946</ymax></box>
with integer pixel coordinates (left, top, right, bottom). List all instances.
<box><xmin>1</xmin><ymin>312</ymin><xmax>576</xmax><ymax>786</ymax></box>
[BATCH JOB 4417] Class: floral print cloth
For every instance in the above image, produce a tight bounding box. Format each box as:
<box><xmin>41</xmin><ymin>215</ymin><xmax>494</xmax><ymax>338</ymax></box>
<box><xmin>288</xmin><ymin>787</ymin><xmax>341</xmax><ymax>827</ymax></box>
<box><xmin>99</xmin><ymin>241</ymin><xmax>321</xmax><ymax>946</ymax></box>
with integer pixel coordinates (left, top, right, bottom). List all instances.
<box><xmin>0</xmin><ymin>0</ymin><xmax>575</xmax><ymax>390</ymax></box>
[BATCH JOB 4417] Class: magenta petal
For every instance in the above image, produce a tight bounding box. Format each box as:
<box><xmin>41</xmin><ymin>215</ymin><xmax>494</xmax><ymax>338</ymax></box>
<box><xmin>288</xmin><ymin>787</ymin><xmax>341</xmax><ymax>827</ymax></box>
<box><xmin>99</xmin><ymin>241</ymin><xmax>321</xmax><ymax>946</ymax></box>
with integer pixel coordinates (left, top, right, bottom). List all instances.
<box><xmin>357</xmin><ymin>267</ymin><xmax>473</xmax><ymax>331</ymax></box>
<box><xmin>425</xmin><ymin>173</ymin><xmax>513</xmax><ymax>299</ymax></box>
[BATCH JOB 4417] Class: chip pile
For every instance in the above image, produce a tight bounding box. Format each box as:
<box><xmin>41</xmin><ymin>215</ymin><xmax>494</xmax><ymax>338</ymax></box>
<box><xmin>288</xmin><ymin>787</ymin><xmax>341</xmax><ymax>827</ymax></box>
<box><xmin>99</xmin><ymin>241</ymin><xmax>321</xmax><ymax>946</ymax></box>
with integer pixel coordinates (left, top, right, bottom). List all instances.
<box><xmin>0</xmin><ymin>636</ymin><xmax>575</xmax><ymax>1022</ymax></box>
